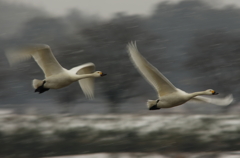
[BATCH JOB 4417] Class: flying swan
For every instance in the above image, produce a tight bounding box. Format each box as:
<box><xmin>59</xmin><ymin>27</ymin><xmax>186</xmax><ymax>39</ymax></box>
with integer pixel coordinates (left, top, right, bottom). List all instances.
<box><xmin>127</xmin><ymin>42</ymin><xmax>233</xmax><ymax>110</ymax></box>
<box><xmin>5</xmin><ymin>44</ymin><xmax>106</xmax><ymax>98</ymax></box>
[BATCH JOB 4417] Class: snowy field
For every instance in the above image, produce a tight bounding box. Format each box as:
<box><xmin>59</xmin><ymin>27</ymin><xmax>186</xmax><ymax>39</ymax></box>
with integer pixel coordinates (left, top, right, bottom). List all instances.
<box><xmin>0</xmin><ymin>113</ymin><xmax>239</xmax><ymax>141</ymax></box>
<box><xmin>44</xmin><ymin>151</ymin><xmax>240</xmax><ymax>158</ymax></box>
<box><xmin>0</xmin><ymin>113</ymin><xmax>240</xmax><ymax>157</ymax></box>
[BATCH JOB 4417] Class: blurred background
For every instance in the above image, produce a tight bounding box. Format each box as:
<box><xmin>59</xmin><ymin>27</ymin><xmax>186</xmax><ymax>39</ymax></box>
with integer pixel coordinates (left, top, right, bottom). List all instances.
<box><xmin>0</xmin><ymin>0</ymin><xmax>240</xmax><ymax>157</ymax></box>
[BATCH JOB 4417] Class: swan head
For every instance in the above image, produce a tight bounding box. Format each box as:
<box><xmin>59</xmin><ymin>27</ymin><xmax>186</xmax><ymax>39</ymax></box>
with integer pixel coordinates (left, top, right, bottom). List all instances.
<box><xmin>93</xmin><ymin>71</ymin><xmax>107</xmax><ymax>77</ymax></box>
<box><xmin>206</xmin><ymin>89</ymin><xmax>218</xmax><ymax>95</ymax></box>
<box><xmin>147</xmin><ymin>99</ymin><xmax>161</xmax><ymax>110</ymax></box>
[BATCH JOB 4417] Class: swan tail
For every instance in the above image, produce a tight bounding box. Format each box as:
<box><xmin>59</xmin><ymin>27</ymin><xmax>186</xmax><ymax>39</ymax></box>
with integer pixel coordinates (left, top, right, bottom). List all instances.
<box><xmin>32</xmin><ymin>79</ymin><xmax>43</xmax><ymax>89</ymax></box>
<box><xmin>147</xmin><ymin>100</ymin><xmax>157</xmax><ymax>109</ymax></box>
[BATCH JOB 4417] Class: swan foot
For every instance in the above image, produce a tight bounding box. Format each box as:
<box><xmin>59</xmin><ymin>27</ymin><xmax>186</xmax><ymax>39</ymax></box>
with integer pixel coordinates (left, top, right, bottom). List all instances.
<box><xmin>34</xmin><ymin>81</ymin><xmax>49</xmax><ymax>94</ymax></box>
<box><xmin>149</xmin><ymin>105</ymin><xmax>161</xmax><ymax>110</ymax></box>
<box><xmin>35</xmin><ymin>86</ymin><xmax>49</xmax><ymax>94</ymax></box>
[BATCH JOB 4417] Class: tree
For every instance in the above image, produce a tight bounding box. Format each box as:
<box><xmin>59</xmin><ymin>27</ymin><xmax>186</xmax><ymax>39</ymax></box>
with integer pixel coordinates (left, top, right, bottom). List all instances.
<box><xmin>186</xmin><ymin>30</ymin><xmax>240</xmax><ymax>111</ymax></box>
<box><xmin>63</xmin><ymin>14</ymin><xmax>162</xmax><ymax>113</ymax></box>
<box><xmin>1</xmin><ymin>17</ymin><xmax>71</xmax><ymax>105</ymax></box>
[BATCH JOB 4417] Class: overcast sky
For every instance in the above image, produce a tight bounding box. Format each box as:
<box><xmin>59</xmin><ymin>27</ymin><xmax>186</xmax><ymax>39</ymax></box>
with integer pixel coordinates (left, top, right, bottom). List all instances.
<box><xmin>3</xmin><ymin>0</ymin><xmax>240</xmax><ymax>18</ymax></box>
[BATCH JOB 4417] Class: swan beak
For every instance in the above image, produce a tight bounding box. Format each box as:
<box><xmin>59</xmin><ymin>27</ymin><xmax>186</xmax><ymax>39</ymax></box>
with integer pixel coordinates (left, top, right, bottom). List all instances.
<box><xmin>101</xmin><ymin>73</ymin><xmax>107</xmax><ymax>76</ymax></box>
<box><xmin>212</xmin><ymin>92</ymin><xmax>219</xmax><ymax>95</ymax></box>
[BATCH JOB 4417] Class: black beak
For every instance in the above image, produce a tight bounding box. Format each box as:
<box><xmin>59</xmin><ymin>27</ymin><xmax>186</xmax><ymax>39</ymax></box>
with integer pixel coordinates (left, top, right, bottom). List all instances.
<box><xmin>212</xmin><ymin>92</ymin><xmax>219</xmax><ymax>95</ymax></box>
<box><xmin>101</xmin><ymin>73</ymin><xmax>107</xmax><ymax>76</ymax></box>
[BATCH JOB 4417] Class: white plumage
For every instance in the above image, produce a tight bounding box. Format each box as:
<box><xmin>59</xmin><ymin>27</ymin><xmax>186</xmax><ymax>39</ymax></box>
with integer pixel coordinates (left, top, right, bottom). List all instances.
<box><xmin>5</xmin><ymin>44</ymin><xmax>106</xmax><ymax>98</ymax></box>
<box><xmin>127</xmin><ymin>41</ymin><xmax>233</xmax><ymax>110</ymax></box>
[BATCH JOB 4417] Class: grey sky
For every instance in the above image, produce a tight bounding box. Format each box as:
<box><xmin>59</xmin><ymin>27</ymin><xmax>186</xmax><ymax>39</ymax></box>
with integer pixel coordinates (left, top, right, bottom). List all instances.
<box><xmin>3</xmin><ymin>0</ymin><xmax>175</xmax><ymax>18</ymax></box>
<box><xmin>3</xmin><ymin>0</ymin><xmax>240</xmax><ymax>18</ymax></box>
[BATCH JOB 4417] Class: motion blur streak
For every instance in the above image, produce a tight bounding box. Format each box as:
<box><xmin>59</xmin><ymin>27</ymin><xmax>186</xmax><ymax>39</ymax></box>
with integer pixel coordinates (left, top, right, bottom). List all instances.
<box><xmin>0</xmin><ymin>0</ymin><xmax>240</xmax><ymax>157</ymax></box>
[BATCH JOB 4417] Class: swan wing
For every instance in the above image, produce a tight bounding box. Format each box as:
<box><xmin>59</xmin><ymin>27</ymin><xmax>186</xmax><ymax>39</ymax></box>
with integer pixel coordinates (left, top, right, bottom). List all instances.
<box><xmin>70</xmin><ymin>63</ymin><xmax>95</xmax><ymax>99</ymax></box>
<box><xmin>190</xmin><ymin>94</ymin><xmax>233</xmax><ymax>106</ymax></box>
<box><xmin>127</xmin><ymin>41</ymin><xmax>177</xmax><ymax>96</ymax></box>
<box><xmin>5</xmin><ymin>44</ymin><xmax>63</xmax><ymax>77</ymax></box>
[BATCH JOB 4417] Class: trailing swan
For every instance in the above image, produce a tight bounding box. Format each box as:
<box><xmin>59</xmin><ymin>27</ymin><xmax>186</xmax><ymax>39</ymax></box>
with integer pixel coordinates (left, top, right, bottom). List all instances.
<box><xmin>127</xmin><ymin>42</ymin><xmax>233</xmax><ymax>110</ymax></box>
<box><xmin>5</xmin><ymin>44</ymin><xmax>106</xmax><ymax>99</ymax></box>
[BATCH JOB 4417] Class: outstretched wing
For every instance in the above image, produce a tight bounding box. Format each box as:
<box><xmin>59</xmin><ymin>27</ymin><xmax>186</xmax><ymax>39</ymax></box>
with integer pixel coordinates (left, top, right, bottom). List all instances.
<box><xmin>190</xmin><ymin>94</ymin><xmax>233</xmax><ymax>106</ymax></box>
<box><xmin>127</xmin><ymin>41</ymin><xmax>177</xmax><ymax>96</ymax></box>
<box><xmin>5</xmin><ymin>44</ymin><xmax>63</xmax><ymax>77</ymax></box>
<box><xmin>70</xmin><ymin>63</ymin><xmax>95</xmax><ymax>99</ymax></box>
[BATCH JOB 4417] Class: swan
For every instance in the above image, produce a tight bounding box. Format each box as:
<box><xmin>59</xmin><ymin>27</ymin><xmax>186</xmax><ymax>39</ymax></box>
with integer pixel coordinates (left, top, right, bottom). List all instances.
<box><xmin>127</xmin><ymin>42</ymin><xmax>233</xmax><ymax>110</ymax></box>
<box><xmin>5</xmin><ymin>44</ymin><xmax>106</xmax><ymax>98</ymax></box>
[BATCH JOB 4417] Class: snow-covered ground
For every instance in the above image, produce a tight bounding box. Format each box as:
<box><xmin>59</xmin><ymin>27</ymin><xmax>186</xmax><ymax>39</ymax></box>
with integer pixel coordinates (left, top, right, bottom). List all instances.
<box><xmin>44</xmin><ymin>151</ymin><xmax>240</xmax><ymax>158</ymax></box>
<box><xmin>0</xmin><ymin>113</ymin><xmax>239</xmax><ymax>142</ymax></box>
<box><xmin>0</xmin><ymin>113</ymin><xmax>239</xmax><ymax>157</ymax></box>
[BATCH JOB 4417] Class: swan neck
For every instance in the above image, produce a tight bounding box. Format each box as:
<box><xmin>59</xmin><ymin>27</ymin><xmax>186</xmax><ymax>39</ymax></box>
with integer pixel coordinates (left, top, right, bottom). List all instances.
<box><xmin>190</xmin><ymin>91</ymin><xmax>207</xmax><ymax>98</ymax></box>
<box><xmin>74</xmin><ymin>74</ymin><xmax>94</xmax><ymax>81</ymax></box>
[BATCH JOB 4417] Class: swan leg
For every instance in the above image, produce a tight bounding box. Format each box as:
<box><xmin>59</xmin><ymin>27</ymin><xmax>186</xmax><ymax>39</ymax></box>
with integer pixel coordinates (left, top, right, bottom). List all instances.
<box><xmin>34</xmin><ymin>81</ymin><xmax>49</xmax><ymax>94</ymax></box>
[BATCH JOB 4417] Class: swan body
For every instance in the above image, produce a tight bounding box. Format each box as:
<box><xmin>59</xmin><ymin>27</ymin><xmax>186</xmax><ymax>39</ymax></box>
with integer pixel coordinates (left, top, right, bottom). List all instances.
<box><xmin>5</xmin><ymin>44</ymin><xmax>106</xmax><ymax>98</ymax></box>
<box><xmin>127</xmin><ymin>42</ymin><xmax>233</xmax><ymax>110</ymax></box>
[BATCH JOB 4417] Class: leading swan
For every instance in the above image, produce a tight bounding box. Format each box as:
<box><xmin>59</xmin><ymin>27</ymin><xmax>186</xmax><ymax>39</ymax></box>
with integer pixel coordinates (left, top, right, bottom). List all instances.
<box><xmin>5</xmin><ymin>44</ymin><xmax>106</xmax><ymax>99</ymax></box>
<box><xmin>127</xmin><ymin>42</ymin><xmax>233</xmax><ymax>110</ymax></box>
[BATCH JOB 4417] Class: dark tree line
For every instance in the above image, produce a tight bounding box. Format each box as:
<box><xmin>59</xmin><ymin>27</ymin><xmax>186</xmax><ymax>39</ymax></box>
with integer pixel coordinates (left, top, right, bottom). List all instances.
<box><xmin>55</xmin><ymin>14</ymin><xmax>162</xmax><ymax>112</ymax></box>
<box><xmin>186</xmin><ymin>30</ymin><xmax>240</xmax><ymax>102</ymax></box>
